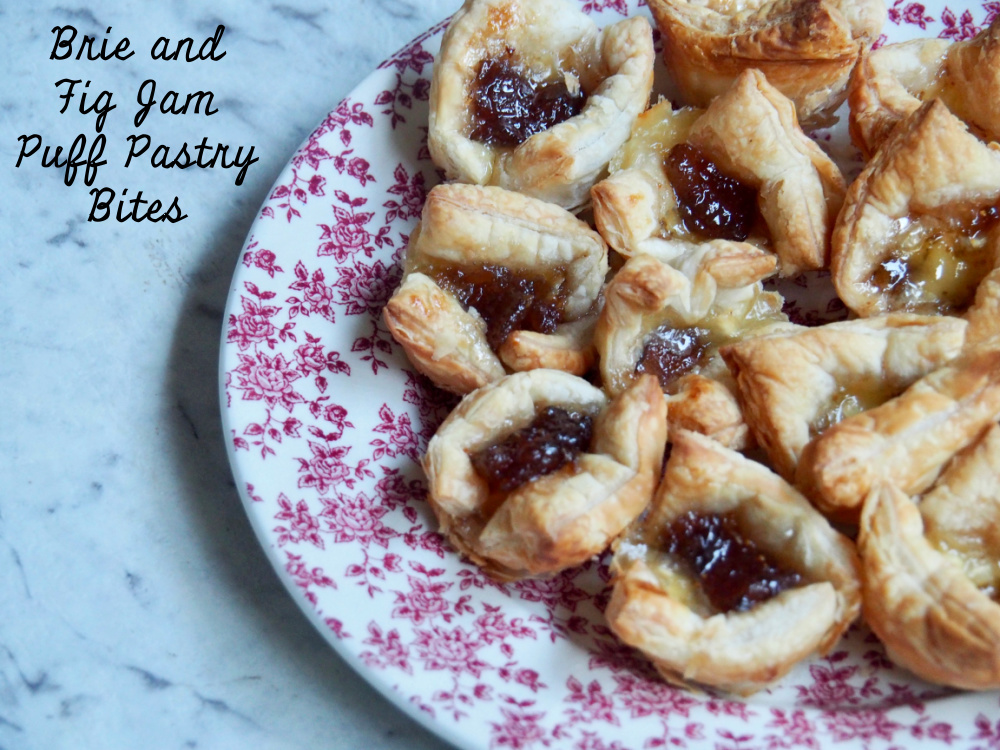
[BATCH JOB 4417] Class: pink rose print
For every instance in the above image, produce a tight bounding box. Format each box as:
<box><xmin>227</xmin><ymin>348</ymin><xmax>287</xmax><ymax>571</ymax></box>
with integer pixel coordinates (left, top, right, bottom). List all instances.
<box><xmin>227</xmin><ymin>285</ymin><xmax>282</xmax><ymax>350</ymax></box>
<box><xmin>612</xmin><ymin>674</ymin><xmax>698</xmax><ymax>720</ymax></box>
<box><xmin>361</xmin><ymin>622</ymin><xmax>413</xmax><ymax>673</ymax></box>
<box><xmin>939</xmin><ymin>6</ymin><xmax>979</xmax><ymax>39</ymax></box>
<box><xmin>335</xmin><ymin>259</ymin><xmax>402</xmax><ymax>318</ymax></box>
<box><xmin>319</xmin><ymin>218</ymin><xmax>372</xmax><ymax>263</ymax></box>
<box><xmin>294</xmin><ymin>341</ymin><xmax>326</xmax><ymax>375</ymax></box>
<box><xmin>288</xmin><ymin>262</ymin><xmax>337</xmax><ymax>322</ymax></box>
<box><xmin>490</xmin><ymin>699</ymin><xmax>548</xmax><ymax>750</ymax></box>
<box><xmin>822</xmin><ymin>709</ymin><xmax>901</xmax><ymax>744</ymax></box>
<box><xmin>887</xmin><ymin>0</ymin><xmax>935</xmax><ymax>26</ymax></box>
<box><xmin>764</xmin><ymin>709</ymin><xmax>819</xmax><ymax>750</ymax></box>
<box><xmin>321</xmin><ymin>404</ymin><xmax>353</xmax><ymax>440</ymax></box>
<box><xmin>371</xmin><ymin>404</ymin><xmax>420</xmax><ymax>461</ymax></box>
<box><xmin>284</xmin><ymin>551</ymin><xmax>336</xmax><ymax>606</ymax></box>
<box><xmin>392</xmin><ymin>574</ymin><xmax>452</xmax><ymax>624</ymax></box>
<box><xmin>274</xmin><ymin>494</ymin><xmax>324</xmax><ymax>549</ymax></box>
<box><xmin>319</xmin><ymin>491</ymin><xmax>395</xmax><ymax>547</ymax></box>
<box><xmin>233</xmin><ymin>351</ymin><xmax>305</xmax><ymax>412</ymax></box>
<box><xmin>241</xmin><ymin>240</ymin><xmax>284</xmax><ymax>278</ymax></box>
<box><xmin>296</xmin><ymin>441</ymin><xmax>353</xmax><ymax>494</ymax></box>
<box><xmin>582</xmin><ymin>0</ymin><xmax>629</xmax><ymax>13</ymax></box>
<box><xmin>383</xmin><ymin>164</ymin><xmax>427</xmax><ymax>222</ymax></box>
<box><xmin>414</xmin><ymin>625</ymin><xmax>490</xmax><ymax>678</ymax></box>
<box><xmin>565</xmin><ymin>678</ymin><xmax>617</xmax><ymax>725</ymax></box>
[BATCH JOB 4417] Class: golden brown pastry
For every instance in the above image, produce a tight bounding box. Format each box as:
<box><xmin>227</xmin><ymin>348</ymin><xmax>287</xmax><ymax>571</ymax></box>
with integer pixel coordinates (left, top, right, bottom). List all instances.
<box><xmin>647</xmin><ymin>0</ymin><xmax>885</xmax><ymax>126</ymax></box>
<box><xmin>832</xmin><ymin>99</ymin><xmax>1000</xmax><ymax>318</ymax></box>
<box><xmin>594</xmin><ymin>251</ymin><xmax>787</xmax><ymax>448</ymax></box>
<box><xmin>798</xmin><ymin>346</ymin><xmax>1000</xmax><ymax>520</ymax></box>
<box><xmin>965</xmin><ymin>260</ymin><xmax>1000</xmax><ymax>346</ymax></box>
<box><xmin>383</xmin><ymin>184</ymin><xmax>608</xmax><ymax>394</ymax></box>
<box><xmin>606</xmin><ymin>430</ymin><xmax>861</xmax><ymax>695</ymax></box>
<box><xmin>428</xmin><ymin>0</ymin><xmax>655</xmax><ymax>209</ymax></box>
<box><xmin>859</xmin><ymin>468</ymin><xmax>1000</xmax><ymax>689</ymax></box>
<box><xmin>847</xmin><ymin>37</ymin><xmax>952</xmax><ymax>159</ymax></box>
<box><xmin>592</xmin><ymin>71</ymin><xmax>847</xmax><ymax>276</ymax></box>
<box><xmin>423</xmin><ymin>369</ymin><xmax>667</xmax><ymax>581</ymax></box>
<box><xmin>720</xmin><ymin>314</ymin><xmax>968</xmax><ymax>481</ymax></box>
<box><xmin>848</xmin><ymin>16</ymin><xmax>1000</xmax><ymax>159</ymax></box>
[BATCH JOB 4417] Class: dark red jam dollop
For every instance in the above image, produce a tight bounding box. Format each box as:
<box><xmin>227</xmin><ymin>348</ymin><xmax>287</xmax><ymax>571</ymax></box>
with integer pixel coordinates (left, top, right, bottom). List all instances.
<box><xmin>665</xmin><ymin>143</ymin><xmax>758</xmax><ymax>241</ymax></box>
<box><xmin>662</xmin><ymin>511</ymin><xmax>803</xmax><ymax>613</ymax></box>
<box><xmin>434</xmin><ymin>264</ymin><xmax>565</xmax><ymax>350</ymax></box>
<box><xmin>471</xmin><ymin>57</ymin><xmax>586</xmax><ymax>147</ymax></box>
<box><xmin>635</xmin><ymin>326</ymin><xmax>709</xmax><ymax>391</ymax></box>
<box><xmin>470</xmin><ymin>406</ymin><xmax>594</xmax><ymax>493</ymax></box>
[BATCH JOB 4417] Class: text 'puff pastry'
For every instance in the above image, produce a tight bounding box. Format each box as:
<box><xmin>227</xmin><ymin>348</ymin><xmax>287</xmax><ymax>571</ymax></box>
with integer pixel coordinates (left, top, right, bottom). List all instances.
<box><xmin>647</xmin><ymin>0</ymin><xmax>885</xmax><ymax>126</ymax></box>
<box><xmin>428</xmin><ymin>0</ymin><xmax>655</xmax><ymax>209</ymax></box>
<box><xmin>859</xmin><ymin>464</ymin><xmax>1000</xmax><ymax>690</ymax></box>
<box><xmin>798</xmin><ymin>346</ymin><xmax>1000</xmax><ymax>521</ymax></box>
<box><xmin>594</xmin><ymin>250</ymin><xmax>787</xmax><ymax>449</ymax></box>
<box><xmin>848</xmin><ymin>16</ymin><xmax>1000</xmax><ymax>159</ymax></box>
<box><xmin>832</xmin><ymin>99</ymin><xmax>1000</xmax><ymax>318</ymax></box>
<box><xmin>592</xmin><ymin>71</ymin><xmax>846</xmax><ymax>276</ymax></box>
<box><xmin>720</xmin><ymin>313</ymin><xmax>967</xmax><ymax>482</ymax></box>
<box><xmin>423</xmin><ymin>369</ymin><xmax>667</xmax><ymax>581</ymax></box>
<box><xmin>383</xmin><ymin>183</ymin><xmax>607</xmax><ymax>394</ymax></box>
<box><xmin>606</xmin><ymin>430</ymin><xmax>861</xmax><ymax>695</ymax></box>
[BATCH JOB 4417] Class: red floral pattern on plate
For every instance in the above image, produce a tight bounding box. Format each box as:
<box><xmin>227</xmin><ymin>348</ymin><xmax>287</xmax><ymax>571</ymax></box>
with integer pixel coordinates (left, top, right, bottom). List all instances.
<box><xmin>221</xmin><ymin>3</ymin><xmax>1000</xmax><ymax>748</ymax></box>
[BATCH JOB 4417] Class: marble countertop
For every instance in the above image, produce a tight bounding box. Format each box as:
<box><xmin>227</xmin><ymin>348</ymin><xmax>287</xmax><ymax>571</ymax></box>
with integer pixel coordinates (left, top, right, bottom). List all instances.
<box><xmin>1</xmin><ymin>1</ymin><xmax>459</xmax><ymax>748</ymax></box>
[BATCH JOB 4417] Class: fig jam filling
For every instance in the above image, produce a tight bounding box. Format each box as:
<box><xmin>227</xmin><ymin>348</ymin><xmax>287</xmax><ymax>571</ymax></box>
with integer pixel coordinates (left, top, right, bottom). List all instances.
<box><xmin>471</xmin><ymin>57</ymin><xmax>586</xmax><ymax>146</ymax></box>
<box><xmin>869</xmin><ymin>206</ymin><xmax>1000</xmax><ymax>314</ymax></box>
<box><xmin>664</xmin><ymin>143</ymin><xmax>759</xmax><ymax>241</ymax></box>
<box><xmin>662</xmin><ymin>511</ymin><xmax>803</xmax><ymax>613</ymax></box>
<box><xmin>470</xmin><ymin>406</ymin><xmax>595</xmax><ymax>493</ymax></box>
<box><xmin>809</xmin><ymin>380</ymin><xmax>905</xmax><ymax>438</ymax></box>
<box><xmin>432</xmin><ymin>263</ymin><xmax>567</xmax><ymax>350</ymax></box>
<box><xmin>634</xmin><ymin>326</ymin><xmax>710</xmax><ymax>392</ymax></box>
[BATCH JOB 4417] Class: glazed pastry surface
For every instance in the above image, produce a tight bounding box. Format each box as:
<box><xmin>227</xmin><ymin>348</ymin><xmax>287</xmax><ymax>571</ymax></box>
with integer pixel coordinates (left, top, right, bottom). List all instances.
<box><xmin>859</xmin><ymin>476</ymin><xmax>1000</xmax><ymax>690</ymax></box>
<box><xmin>423</xmin><ymin>370</ymin><xmax>666</xmax><ymax>580</ymax></box>
<box><xmin>594</xmin><ymin>251</ymin><xmax>787</xmax><ymax>448</ymax></box>
<box><xmin>832</xmin><ymin>99</ymin><xmax>1000</xmax><ymax>318</ymax></box>
<box><xmin>428</xmin><ymin>0</ymin><xmax>655</xmax><ymax>208</ymax></box>
<box><xmin>384</xmin><ymin>183</ymin><xmax>607</xmax><ymax>393</ymax></box>
<box><xmin>647</xmin><ymin>0</ymin><xmax>885</xmax><ymax>125</ymax></box>
<box><xmin>798</xmin><ymin>347</ymin><xmax>1000</xmax><ymax>519</ymax></box>
<box><xmin>592</xmin><ymin>70</ymin><xmax>846</xmax><ymax>276</ymax></box>
<box><xmin>607</xmin><ymin>430</ymin><xmax>861</xmax><ymax>695</ymax></box>
<box><xmin>721</xmin><ymin>314</ymin><xmax>967</xmax><ymax>480</ymax></box>
<box><xmin>848</xmin><ymin>16</ymin><xmax>1000</xmax><ymax>158</ymax></box>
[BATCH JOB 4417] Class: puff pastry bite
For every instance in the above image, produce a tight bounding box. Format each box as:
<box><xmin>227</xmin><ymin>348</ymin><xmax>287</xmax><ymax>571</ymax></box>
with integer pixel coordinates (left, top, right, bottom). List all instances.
<box><xmin>798</xmin><ymin>346</ymin><xmax>1000</xmax><ymax>520</ymax></box>
<box><xmin>859</xmin><ymin>448</ymin><xmax>1000</xmax><ymax>689</ymax></box>
<box><xmin>594</xmin><ymin>251</ymin><xmax>787</xmax><ymax>448</ymax></box>
<box><xmin>647</xmin><ymin>0</ymin><xmax>885</xmax><ymax>126</ymax></box>
<box><xmin>592</xmin><ymin>70</ymin><xmax>846</xmax><ymax>276</ymax></box>
<box><xmin>720</xmin><ymin>314</ymin><xmax>968</xmax><ymax>481</ymax></box>
<box><xmin>383</xmin><ymin>184</ymin><xmax>608</xmax><ymax>394</ymax></box>
<box><xmin>606</xmin><ymin>430</ymin><xmax>861</xmax><ymax>695</ymax></box>
<box><xmin>848</xmin><ymin>17</ymin><xmax>1000</xmax><ymax>159</ymax></box>
<box><xmin>423</xmin><ymin>369</ymin><xmax>667</xmax><ymax>581</ymax></box>
<box><xmin>965</xmin><ymin>264</ymin><xmax>1000</xmax><ymax>346</ymax></box>
<box><xmin>832</xmin><ymin>99</ymin><xmax>1000</xmax><ymax>318</ymax></box>
<box><xmin>428</xmin><ymin>0</ymin><xmax>655</xmax><ymax>209</ymax></box>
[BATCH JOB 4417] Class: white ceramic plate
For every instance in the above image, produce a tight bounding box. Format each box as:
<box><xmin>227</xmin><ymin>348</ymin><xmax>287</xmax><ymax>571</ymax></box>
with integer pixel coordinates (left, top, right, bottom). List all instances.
<box><xmin>221</xmin><ymin>3</ymin><xmax>1000</xmax><ymax>748</ymax></box>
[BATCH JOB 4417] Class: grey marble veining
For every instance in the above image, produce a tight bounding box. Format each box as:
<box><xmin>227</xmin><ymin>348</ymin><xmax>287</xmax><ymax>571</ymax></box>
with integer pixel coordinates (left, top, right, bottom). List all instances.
<box><xmin>1</xmin><ymin>1</ymin><xmax>458</xmax><ymax>748</ymax></box>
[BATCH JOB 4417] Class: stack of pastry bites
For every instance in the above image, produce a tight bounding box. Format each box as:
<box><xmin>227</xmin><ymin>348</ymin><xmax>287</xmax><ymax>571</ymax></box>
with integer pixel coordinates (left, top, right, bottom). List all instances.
<box><xmin>383</xmin><ymin>0</ymin><xmax>1000</xmax><ymax>694</ymax></box>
